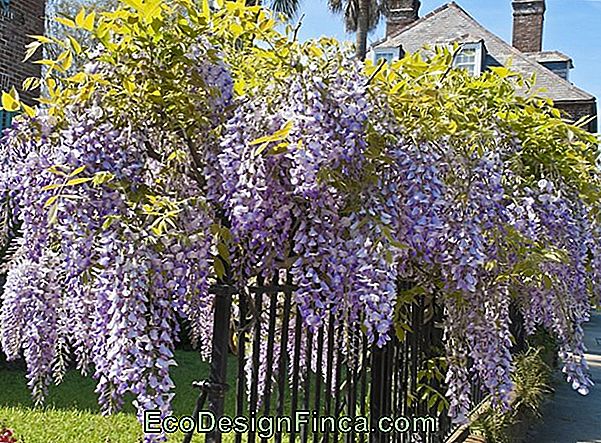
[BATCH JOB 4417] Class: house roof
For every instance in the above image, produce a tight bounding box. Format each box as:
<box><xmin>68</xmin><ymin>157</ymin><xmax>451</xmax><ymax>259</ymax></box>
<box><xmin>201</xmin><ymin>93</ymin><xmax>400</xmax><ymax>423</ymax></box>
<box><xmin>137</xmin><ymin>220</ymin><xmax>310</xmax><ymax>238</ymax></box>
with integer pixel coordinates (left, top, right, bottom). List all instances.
<box><xmin>526</xmin><ymin>50</ymin><xmax>574</xmax><ymax>68</ymax></box>
<box><xmin>372</xmin><ymin>2</ymin><xmax>595</xmax><ymax>103</ymax></box>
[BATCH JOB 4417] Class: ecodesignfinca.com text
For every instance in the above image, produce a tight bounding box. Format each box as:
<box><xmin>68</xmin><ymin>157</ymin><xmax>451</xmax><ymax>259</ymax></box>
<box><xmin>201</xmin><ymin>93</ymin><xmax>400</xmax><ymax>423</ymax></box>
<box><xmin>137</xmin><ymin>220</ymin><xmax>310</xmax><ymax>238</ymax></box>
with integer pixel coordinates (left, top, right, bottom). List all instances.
<box><xmin>144</xmin><ymin>410</ymin><xmax>438</xmax><ymax>438</ymax></box>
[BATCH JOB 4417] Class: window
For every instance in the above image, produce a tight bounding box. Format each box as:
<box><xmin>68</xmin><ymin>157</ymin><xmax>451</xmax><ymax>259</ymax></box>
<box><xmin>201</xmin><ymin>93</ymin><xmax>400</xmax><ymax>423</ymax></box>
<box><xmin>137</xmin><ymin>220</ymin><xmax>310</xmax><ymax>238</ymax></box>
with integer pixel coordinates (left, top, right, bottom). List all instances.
<box><xmin>373</xmin><ymin>47</ymin><xmax>402</xmax><ymax>65</ymax></box>
<box><xmin>453</xmin><ymin>42</ymin><xmax>484</xmax><ymax>76</ymax></box>
<box><xmin>0</xmin><ymin>73</ymin><xmax>9</xmax><ymax>92</ymax></box>
<box><xmin>541</xmin><ymin>61</ymin><xmax>570</xmax><ymax>81</ymax></box>
<box><xmin>0</xmin><ymin>111</ymin><xmax>14</xmax><ymax>131</ymax></box>
<box><xmin>551</xmin><ymin>66</ymin><xmax>569</xmax><ymax>80</ymax></box>
<box><xmin>375</xmin><ymin>52</ymin><xmax>395</xmax><ymax>65</ymax></box>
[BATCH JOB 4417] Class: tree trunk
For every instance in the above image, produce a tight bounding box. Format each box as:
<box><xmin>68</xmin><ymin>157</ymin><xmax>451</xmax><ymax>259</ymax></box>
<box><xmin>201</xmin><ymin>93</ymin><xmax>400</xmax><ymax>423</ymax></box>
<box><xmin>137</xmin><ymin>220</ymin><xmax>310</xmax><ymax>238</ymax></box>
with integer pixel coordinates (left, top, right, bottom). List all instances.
<box><xmin>355</xmin><ymin>0</ymin><xmax>370</xmax><ymax>60</ymax></box>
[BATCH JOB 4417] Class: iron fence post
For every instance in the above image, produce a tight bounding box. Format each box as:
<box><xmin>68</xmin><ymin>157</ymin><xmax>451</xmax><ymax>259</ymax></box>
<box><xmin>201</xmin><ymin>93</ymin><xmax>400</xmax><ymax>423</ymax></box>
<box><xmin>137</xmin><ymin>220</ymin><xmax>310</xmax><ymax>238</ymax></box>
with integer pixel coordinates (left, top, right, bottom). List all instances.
<box><xmin>205</xmin><ymin>286</ymin><xmax>234</xmax><ymax>443</ymax></box>
<box><xmin>183</xmin><ymin>285</ymin><xmax>234</xmax><ymax>443</ymax></box>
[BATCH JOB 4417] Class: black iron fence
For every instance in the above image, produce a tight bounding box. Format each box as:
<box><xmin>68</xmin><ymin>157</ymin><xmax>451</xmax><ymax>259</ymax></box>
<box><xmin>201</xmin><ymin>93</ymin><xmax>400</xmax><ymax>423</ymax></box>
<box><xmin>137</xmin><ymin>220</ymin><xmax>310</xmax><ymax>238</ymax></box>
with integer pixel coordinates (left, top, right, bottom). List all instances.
<box><xmin>186</xmin><ymin>274</ymin><xmax>486</xmax><ymax>443</ymax></box>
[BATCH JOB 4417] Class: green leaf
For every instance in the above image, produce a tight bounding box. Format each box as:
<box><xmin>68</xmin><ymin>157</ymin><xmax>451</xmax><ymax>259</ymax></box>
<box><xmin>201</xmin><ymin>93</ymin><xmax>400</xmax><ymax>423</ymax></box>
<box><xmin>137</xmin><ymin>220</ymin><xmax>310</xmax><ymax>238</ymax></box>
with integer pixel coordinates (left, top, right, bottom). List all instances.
<box><xmin>69</xmin><ymin>165</ymin><xmax>87</xmax><ymax>177</ymax></box>
<box><xmin>437</xmin><ymin>401</ymin><xmax>445</xmax><ymax>415</ymax></box>
<box><xmin>217</xmin><ymin>242</ymin><xmax>230</xmax><ymax>264</ymax></box>
<box><xmin>250</xmin><ymin>120</ymin><xmax>294</xmax><ymax>156</ymax></box>
<box><xmin>75</xmin><ymin>8</ymin><xmax>86</xmax><ymax>28</ymax></box>
<box><xmin>22</xmin><ymin>76</ymin><xmax>40</xmax><ymax>91</ymax></box>
<box><xmin>428</xmin><ymin>394</ymin><xmax>437</xmax><ymax>410</ymax></box>
<box><xmin>201</xmin><ymin>0</ymin><xmax>211</xmax><ymax>18</ymax></box>
<box><xmin>210</xmin><ymin>223</ymin><xmax>221</xmax><ymax>236</ymax></box>
<box><xmin>92</xmin><ymin>171</ymin><xmax>115</xmax><ymax>186</ymax></box>
<box><xmin>47</xmin><ymin>202</ymin><xmax>59</xmax><ymax>225</ymax></box>
<box><xmin>1</xmin><ymin>89</ymin><xmax>20</xmax><ymax>112</ymax></box>
<box><xmin>55</xmin><ymin>16</ymin><xmax>76</xmax><ymax>28</ymax></box>
<box><xmin>220</xmin><ymin>226</ymin><xmax>232</xmax><ymax>242</ymax></box>
<box><xmin>253</xmin><ymin>142</ymin><xmax>269</xmax><ymax>157</ymax></box>
<box><xmin>83</xmin><ymin>11</ymin><xmax>96</xmax><ymax>31</ymax></box>
<box><xmin>44</xmin><ymin>195</ymin><xmax>59</xmax><ymax>208</ymax></box>
<box><xmin>234</xmin><ymin>78</ymin><xmax>246</xmax><ymax>95</ymax></box>
<box><xmin>151</xmin><ymin>219</ymin><xmax>167</xmax><ymax>236</ymax></box>
<box><xmin>22</xmin><ymin>103</ymin><xmax>36</xmax><ymax>117</ymax></box>
<box><xmin>490</xmin><ymin>66</ymin><xmax>514</xmax><ymax>78</ymax></box>
<box><xmin>68</xmin><ymin>36</ymin><xmax>82</xmax><ymax>54</ymax></box>
<box><xmin>214</xmin><ymin>257</ymin><xmax>226</xmax><ymax>279</ymax></box>
<box><xmin>381</xmin><ymin>225</ymin><xmax>408</xmax><ymax>249</ymax></box>
<box><xmin>231</xmin><ymin>22</ymin><xmax>244</xmax><ymax>37</ymax></box>
<box><xmin>66</xmin><ymin>177</ymin><xmax>93</xmax><ymax>186</ymax></box>
<box><xmin>102</xmin><ymin>216</ymin><xmax>116</xmax><ymax>230</ymax></box>
<box><xmin>48</xmin><ymin>165</ymin><xmax>67</xmax><ymax>176</ymax></box>
<box><xmin>267</xmin><ymin>142</ymin><xmax>288</xmax><ymax>156</ymax></box>
<box><xmin>42</xmin><ymin>183</ymin><xmax>63</xmax><ymax>191</ymax></box>
<box><xmin>31</xmin><ymin>35</ymin><xmax>54</xmax><ymax>44</ymax></box>
<box><xmin>542</xmin><ymin>274</ymin><xmax>553</xmax><ymax>290</ymax></box>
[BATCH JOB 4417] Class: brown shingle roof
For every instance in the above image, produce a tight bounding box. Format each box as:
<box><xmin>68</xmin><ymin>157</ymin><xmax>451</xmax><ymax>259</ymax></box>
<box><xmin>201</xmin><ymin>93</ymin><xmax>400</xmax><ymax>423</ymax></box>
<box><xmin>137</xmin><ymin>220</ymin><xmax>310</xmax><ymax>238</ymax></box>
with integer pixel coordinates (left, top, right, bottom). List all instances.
<box><xmin>372</xmin><ymin>2</ymin><xmax>595</xmax><ymax>103</ymax></box>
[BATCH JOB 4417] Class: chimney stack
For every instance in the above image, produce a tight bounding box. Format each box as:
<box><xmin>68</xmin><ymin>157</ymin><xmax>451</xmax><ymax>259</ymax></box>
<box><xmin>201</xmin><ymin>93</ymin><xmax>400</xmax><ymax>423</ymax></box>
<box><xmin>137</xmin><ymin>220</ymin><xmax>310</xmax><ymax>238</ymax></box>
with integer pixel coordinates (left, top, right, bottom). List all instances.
<box><xmin>386</xmin><ymin>0</ymin><xmax>420</xmax><ymax>39</ymax></box>
<box><xmin>512</xmin><ymin>0</ymin><xmax>546</xmax><ymax>53</ymax></box>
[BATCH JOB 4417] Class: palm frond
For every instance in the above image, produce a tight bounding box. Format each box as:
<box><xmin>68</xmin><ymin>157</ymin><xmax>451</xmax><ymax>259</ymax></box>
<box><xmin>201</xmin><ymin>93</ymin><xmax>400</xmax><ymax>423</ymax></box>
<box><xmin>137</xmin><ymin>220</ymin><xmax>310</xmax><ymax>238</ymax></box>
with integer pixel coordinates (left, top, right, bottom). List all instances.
<box><xmin>269</xmin><ymin>0</ymin><xmax>302</xmax><ymax>19</ymax></box>
<box><xmin>328</xmin><ymin>0</ymin><xmax>344</xmax><ymax>14</ymax></box>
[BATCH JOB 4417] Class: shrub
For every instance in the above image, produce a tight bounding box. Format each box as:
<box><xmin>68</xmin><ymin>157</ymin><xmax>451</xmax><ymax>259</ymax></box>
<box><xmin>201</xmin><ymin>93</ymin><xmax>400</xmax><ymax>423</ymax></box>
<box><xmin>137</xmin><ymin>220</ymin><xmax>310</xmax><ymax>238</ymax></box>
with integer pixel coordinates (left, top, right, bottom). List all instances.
<box><xmin>470</xmin><ymin>347</ymin><xmax>553</xmax><ymax>443</ymax></box>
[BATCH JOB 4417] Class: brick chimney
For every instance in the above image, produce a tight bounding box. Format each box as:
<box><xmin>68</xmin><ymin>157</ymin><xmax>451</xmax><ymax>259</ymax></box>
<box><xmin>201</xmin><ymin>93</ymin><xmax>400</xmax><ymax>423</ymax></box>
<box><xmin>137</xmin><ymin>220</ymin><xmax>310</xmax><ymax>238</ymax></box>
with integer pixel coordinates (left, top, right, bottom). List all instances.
<box><xmin>386</xmin><ymin>0</ymin><xmax>420</xmax><ymax>39</ymax></box>
<box><xmin>512</xmin><ymin>0</ymin><xmax>546</xmax><ymax>53</ymax></box>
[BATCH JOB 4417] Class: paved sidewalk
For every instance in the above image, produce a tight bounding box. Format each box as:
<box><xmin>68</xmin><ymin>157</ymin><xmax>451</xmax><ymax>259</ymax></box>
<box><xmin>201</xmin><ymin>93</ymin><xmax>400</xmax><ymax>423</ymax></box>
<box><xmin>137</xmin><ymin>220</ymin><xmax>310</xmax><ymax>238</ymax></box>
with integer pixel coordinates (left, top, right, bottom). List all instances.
<box><xmin>526</xmin><ymin>312</ymin><xmax>601</xmax><ymax>443</ymax></box>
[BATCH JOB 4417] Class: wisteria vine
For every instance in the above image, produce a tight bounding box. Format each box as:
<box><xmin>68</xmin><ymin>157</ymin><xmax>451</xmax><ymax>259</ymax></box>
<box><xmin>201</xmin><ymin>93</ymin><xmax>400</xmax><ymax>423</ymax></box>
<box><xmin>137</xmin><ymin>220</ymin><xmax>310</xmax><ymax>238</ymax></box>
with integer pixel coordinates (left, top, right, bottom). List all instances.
<box><xmin>0</xmin><ymin>1</ymin><xmax>600</xmax><ymax>441</ymax></box>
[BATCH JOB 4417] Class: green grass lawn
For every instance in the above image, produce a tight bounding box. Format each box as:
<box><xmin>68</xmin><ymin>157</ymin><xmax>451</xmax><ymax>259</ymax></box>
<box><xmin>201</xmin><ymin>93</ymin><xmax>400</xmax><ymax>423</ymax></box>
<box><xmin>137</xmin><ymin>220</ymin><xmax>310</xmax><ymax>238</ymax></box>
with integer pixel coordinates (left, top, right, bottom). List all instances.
<box><xmin>0</xmin><ymin>350</ymin><xmax>241</xmax><ymax>443</ymax></box>
<box><xmin>0</xmin><ymin>349</ymin><xmax>330</xmax><ymax>443</ymax></box>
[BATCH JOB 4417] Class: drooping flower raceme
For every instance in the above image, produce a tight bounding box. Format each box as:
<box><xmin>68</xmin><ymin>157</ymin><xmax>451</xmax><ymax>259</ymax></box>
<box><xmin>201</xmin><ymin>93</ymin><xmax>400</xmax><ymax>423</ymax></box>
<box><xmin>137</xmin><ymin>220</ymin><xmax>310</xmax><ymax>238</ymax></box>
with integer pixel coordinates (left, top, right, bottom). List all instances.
<box><xmin>0</xmin><ymin>36</ymin><xmax>231</xmax><ymax>441</ymax></box>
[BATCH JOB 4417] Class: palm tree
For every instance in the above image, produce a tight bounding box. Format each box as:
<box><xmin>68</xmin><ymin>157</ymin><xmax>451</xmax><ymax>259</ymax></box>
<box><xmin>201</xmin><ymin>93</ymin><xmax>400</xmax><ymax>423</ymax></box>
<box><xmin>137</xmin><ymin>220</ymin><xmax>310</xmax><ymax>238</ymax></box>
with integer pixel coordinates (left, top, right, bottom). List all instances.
<box><xmin>328</xmin><ymin>0</ymin><xmax>383</xmax><ymax>60</ymax></box>
<box><xmin>269</xmin><ymin>0</ymin><xmax>384</xmax><ymax>60</ymax></box>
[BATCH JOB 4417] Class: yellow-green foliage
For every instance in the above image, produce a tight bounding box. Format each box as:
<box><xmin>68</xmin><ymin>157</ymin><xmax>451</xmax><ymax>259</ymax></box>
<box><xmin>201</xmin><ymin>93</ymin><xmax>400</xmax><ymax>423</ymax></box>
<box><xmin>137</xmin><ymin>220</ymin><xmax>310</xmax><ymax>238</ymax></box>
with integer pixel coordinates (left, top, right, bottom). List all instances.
<box><xmin>5</xmin><ymin>0</ymin><xmax>598</xmax><ymax>208</ymax></box>
<box><xmin>367</xmin><ymin>47</ymin><xmax>600</xmax><ymax>204</ymax></box>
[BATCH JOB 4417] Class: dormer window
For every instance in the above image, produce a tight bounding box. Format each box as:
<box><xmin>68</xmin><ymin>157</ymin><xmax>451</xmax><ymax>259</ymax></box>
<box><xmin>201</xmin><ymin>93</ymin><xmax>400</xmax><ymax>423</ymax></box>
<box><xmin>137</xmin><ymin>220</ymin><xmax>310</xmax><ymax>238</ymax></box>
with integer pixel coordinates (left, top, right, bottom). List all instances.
<box><xmin>524</xmin><ymin>51</ymin><xmax>574</xmax><ymax>81</ymax></box>
<box><xmin>373</xmin><ymin>46</ymin><xmax>403</xmax><ymax>65</ymax></box>
<box><xmin>543</xmin><ymin>62</ymin><xmax>570</xmax><ymax>80</ymax></box>
<box><xmin>453</xmin><ymin>42</ymin><xmax>484</xmax><ymax>76</ymax></box>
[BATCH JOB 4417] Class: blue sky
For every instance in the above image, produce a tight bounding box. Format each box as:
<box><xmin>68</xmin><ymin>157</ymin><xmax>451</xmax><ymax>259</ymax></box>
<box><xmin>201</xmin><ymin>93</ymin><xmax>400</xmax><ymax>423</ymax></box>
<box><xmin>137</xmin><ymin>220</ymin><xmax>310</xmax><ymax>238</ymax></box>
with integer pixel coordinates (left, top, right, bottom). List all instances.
<box><xmin>294</xmin><ymin>0</ymin><xmax>601</xmax><ymax>108</ymax></box>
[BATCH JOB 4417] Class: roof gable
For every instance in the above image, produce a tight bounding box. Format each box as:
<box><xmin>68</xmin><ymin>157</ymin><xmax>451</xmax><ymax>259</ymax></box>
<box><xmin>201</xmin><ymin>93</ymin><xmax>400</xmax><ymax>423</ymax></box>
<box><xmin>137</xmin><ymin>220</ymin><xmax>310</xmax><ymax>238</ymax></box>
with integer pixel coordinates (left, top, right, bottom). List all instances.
<box><xmin>372</xmin><ymin>2</ymin><xmax>594</xmax><ymax>103</ymax></box>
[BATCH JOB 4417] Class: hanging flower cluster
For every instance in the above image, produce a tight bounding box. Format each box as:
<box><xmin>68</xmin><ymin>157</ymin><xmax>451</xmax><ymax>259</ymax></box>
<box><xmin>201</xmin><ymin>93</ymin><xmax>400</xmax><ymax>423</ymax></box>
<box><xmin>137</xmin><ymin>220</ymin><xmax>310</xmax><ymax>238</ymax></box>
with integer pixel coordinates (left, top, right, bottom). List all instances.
<box><xmin>219</xmin><ymin>53</ymin><xmax>401</xmax><ymax>348</ymax></box>
<box><xmin>0</xmin><ymin>0</ymin><xmax>600</xmax><ymax>440</ymax></box>
<box><xmin>0</xmin><ymin>111</ymin><xmax>219</xmax><ymax>423</ymax></box>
